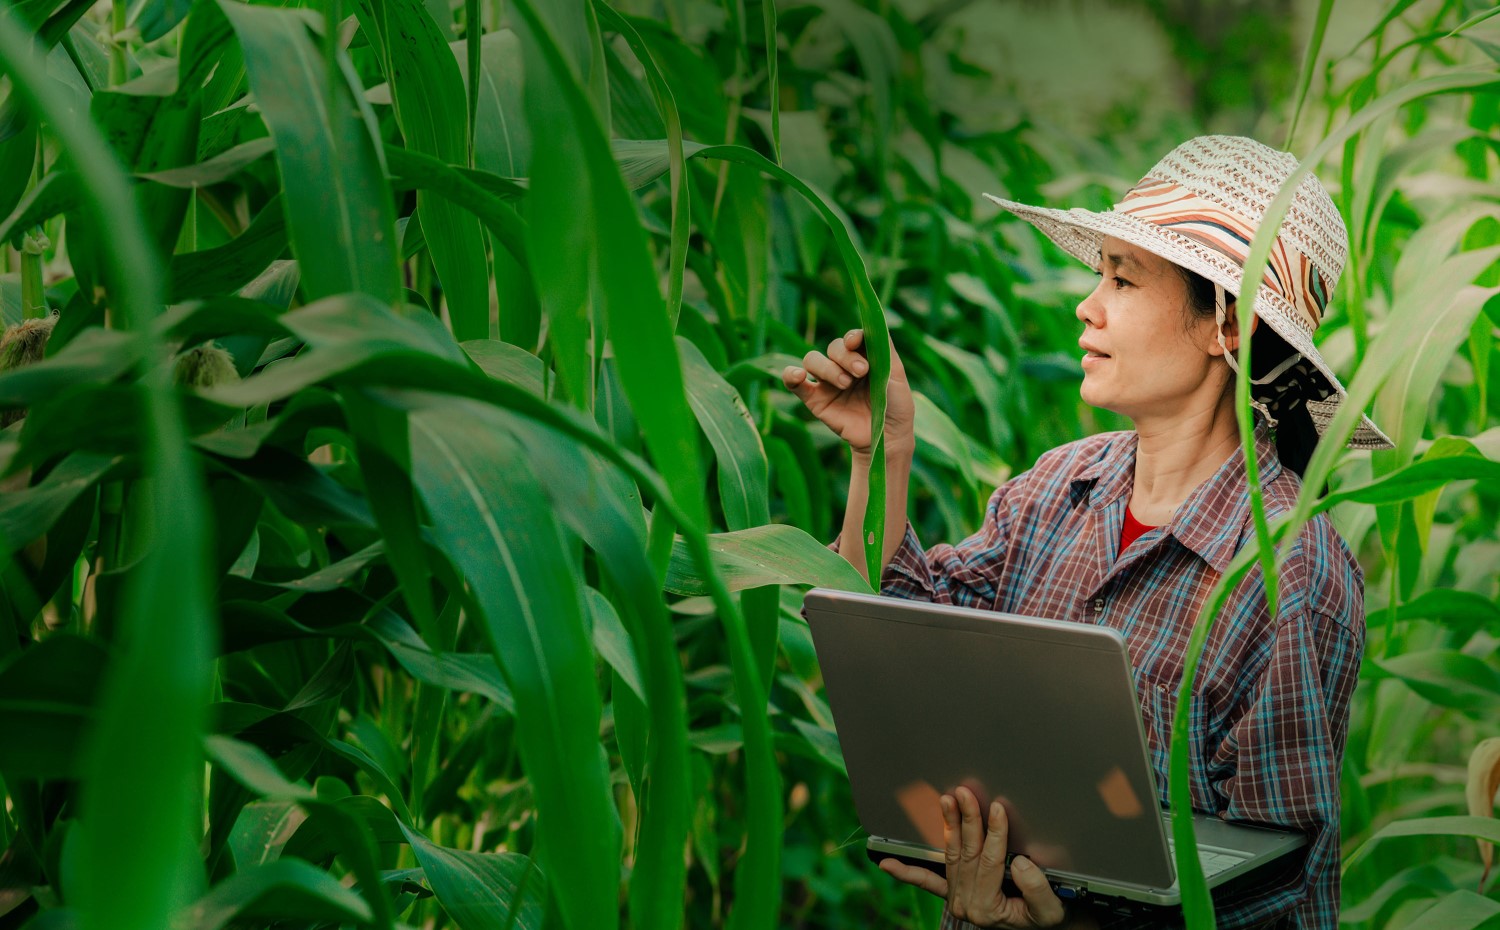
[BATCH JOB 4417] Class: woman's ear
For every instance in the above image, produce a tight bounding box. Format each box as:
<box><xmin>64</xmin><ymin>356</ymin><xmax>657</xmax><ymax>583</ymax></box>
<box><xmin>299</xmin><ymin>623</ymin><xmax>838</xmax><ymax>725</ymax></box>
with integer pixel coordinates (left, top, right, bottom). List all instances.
<box><xmin>1212</xmin><ymin>301</ymin><xmax>1257</xmax><ymax>354</ymax></box>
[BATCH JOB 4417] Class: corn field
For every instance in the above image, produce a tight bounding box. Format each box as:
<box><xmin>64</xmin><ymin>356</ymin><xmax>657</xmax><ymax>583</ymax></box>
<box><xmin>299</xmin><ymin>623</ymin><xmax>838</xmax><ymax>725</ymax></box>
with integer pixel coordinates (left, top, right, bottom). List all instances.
<box><xmin>1</xmin><ymin>0</ymin><xmax>1499</xmax><ymax>927</ymax></box>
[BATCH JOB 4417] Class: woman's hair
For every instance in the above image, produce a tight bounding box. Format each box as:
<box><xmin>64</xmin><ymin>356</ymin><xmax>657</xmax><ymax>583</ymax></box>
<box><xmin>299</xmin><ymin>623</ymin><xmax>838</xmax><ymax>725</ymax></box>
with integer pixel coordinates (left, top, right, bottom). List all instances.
<box><xmin>1174</xmin><ymin>265</ymin><xmax>1321</xmax><ymax>480</ymax></box>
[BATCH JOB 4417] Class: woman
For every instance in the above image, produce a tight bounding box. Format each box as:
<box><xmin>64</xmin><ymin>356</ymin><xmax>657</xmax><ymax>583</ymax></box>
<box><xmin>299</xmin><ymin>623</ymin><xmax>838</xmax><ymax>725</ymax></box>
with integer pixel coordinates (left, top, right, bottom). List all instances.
<box><xmin>782</xmin><ymin>136</ymin><xmax>1391</xmax><ymax>930</ymax></box>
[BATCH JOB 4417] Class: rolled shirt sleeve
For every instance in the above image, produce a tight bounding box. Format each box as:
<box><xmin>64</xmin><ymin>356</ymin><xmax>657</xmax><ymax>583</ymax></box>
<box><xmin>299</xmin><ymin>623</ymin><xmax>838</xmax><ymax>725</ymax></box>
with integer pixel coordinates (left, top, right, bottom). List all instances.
<box><xmin>828</xmin><ymin>481</ymin><xmax>1016</xmax><ymax>609</ymax></box>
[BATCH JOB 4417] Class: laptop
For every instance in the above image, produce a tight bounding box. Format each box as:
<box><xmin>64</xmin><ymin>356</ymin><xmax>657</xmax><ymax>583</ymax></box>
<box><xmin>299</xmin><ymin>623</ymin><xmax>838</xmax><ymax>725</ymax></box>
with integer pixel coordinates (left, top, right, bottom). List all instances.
<box><xmin>801</xmin><ymin>587</ymin><xmax>1307</xmax><ymax>920</ymax></box>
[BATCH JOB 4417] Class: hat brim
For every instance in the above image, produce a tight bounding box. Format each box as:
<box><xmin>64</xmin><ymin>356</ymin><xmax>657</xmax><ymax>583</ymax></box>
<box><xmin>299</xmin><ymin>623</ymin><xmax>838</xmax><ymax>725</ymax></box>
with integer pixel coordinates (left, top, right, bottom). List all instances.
<box><xmin>982</xmin><ymin>192</ymin><xmax>1393</xmax><ymax>450</ymax></box>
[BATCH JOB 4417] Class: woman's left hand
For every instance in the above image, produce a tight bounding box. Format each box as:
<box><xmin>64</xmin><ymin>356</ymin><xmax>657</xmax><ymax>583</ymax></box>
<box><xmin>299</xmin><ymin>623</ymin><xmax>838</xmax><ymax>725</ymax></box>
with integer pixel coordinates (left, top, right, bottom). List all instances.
<box><xmin>879</xmin><ymin>785</ymin><xmax>1070</xmax><ymax>929</ymax></box>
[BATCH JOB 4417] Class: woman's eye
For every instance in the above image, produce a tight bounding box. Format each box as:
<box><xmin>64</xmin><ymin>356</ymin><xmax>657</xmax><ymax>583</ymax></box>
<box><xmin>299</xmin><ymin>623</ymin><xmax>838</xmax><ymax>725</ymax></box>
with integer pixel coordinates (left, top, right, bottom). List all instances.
<box><xmin>1093</xmin><ymin>270</ymin><xmax>1130</xmax><ymax>289</ymax></box>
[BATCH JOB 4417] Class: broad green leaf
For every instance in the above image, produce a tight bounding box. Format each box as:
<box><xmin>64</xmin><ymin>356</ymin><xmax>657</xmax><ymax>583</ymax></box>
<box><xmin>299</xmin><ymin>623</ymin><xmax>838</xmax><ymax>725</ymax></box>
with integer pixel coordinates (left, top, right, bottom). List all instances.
<box><xmin>172</xmin><ymin>858</ymin><xmax>371</xmax><ymax>930</ymax></box>
<box><xmin>407</xmin><ymin>397</ymin><xmax>618</xmax><ymax>930</ymax></box>
<box><xmin>495</xmin><ymin>414</ymin><xmax>690</xmax><ymax>930</ymax></box>
<box><xmin>593</xmin><ymin>2</ymin><xmax>690</xmax><ymax>326</ymax></box>
<box><xmin>1401</xmin><ymin>891</ymin><xmax>1500</xmax><ymax>930</ymax></box>
<box><xmin>1374</xmin><ymin>254</ymin><xmax>1500</xmax><ymax>463</ymax></box>
<box><xmin>90</xmin><ymin>82</ymin><xmax>200</xmax><ymax>263</ymax></box>
<box><xmin>226</xmin><ymin>800</ymin><xmax>305</xmax><ymax>868</ymax></box>
<box><xmin>461</xmin><ymin>29</ymin><xmax>531</xmax><ymax>178</ymax></box>
<box><xmin>1372</xmin><ymin>650</ymin><xmax>1500</xmax><ymax>712</ymax></box>
<box><xmin>665</xmin><ymin>524</ymin><xmax>872</xmax><ymax>596</ymax></box>
<box><xmin>342</xmin><ymin>391</ymin><xmax>443</xmax><ymax>651</ymax></box>
<box><xmin>128</xmin><ymin>0</ymin><xmax>194</xmax><ymax>43</ymax></box>
<box><xmin>384</xmin><ymin>144</ymin><xmax>530</xmax><ymax>269</ymax></box>
<box><xmin>0</xmin><ymin>452</ymin><xmax>114</xmax><ymax>558</ymax></box>
<box><xmin>679</xmin><ymin>336</ymin><xmax>767</xmax><ymax>531</ymax></box>
<box><xmin>586</xmin><ymin>587</ymin><xmax>645</xmax><ymax>704</ymax></box>
<box><xmin>462</xmin><ymin>338</ymin><xmax>545</xmax><ymax>395</ymax></box>
<box><xmin>0</xmin><ymin>21</ymin><xmax>214</xmax><ymax>930</ymax></box>
<box><xmin>220</xmin><ymin>1</ymin><xmax>399</xmax><ymax>304</ymax></box>
<box><xmin>167</xmin><ymin>194</ymin><xmax>288</xmax><ymax>301</ymax></box>
<box><xmin>1315</xmin><ymin>449</ymin><xmax>1500</xmax><ymax>511</ymax></box>
<box><xmin>139</xmin><ymin>136</ymin><xmax>275</xmax><ymax>188</ymax></box>
<box><xmin>206</xmin><ymin>736</ymin><xmax>393</xmax><ymax>928</ymax></box>
<box><xmin>0</xmin><ymin>117</ymin><xmax>37</xmax><ymax>222</ymax></box>
<box><xmin>612</xmin><ymin>137</ymin><xmax>709</xmax><ymax>190</ymax></box>
<box><xmin>0</xmin><ymin>634</ymin><xmax>106</xmax><ymax>778</ymax></box>
<box><xmin>1395</xmin><ymin>588</ymin><xmax>1500</xmax><ymax>634</ymax></box>
<box><xmin>399</xmin><ymin>823</ymin><xmax>547</xmax><ymax>930</ymax></box>
<box><xmin>1346</xmin><ymin>815</ymin><xmax>1500</xmax><ymax>872</ymax></box>
<box><xmin>0</xmin><ymin>170</ymin><xmax>78</xmax><ymax>247</ymax></box>
<box><xmin>355</xmin><ymin>0</ymin><xmax>488</xmax><ymax>340</ymax></box>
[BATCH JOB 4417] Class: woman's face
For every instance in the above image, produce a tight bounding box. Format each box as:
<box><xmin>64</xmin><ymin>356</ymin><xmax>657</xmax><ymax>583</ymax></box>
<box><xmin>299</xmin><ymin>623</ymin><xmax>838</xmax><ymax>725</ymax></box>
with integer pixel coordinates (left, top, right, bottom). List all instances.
<box><xmin>1075</xmin><ymin>236</ymin><xmax>1230</xmax><ymax>423</ymax></box>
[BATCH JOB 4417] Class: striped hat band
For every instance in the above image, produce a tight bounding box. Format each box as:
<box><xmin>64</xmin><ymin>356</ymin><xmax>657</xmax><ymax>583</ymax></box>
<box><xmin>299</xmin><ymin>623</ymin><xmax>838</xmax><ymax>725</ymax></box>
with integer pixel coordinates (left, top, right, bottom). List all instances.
<box><xmin>1117</xmin><ymin>176</ymin><xmax>1334</xmax><ymax>330</ymax></box>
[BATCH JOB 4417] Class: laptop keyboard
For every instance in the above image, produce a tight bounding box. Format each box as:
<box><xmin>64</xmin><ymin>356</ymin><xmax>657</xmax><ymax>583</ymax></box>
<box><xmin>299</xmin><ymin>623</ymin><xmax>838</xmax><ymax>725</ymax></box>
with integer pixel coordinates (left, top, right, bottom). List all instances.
<box><xmin>1166</xmin><ymin>842</ymin><xmax>1246</xmax><ymax>877</ymax></box>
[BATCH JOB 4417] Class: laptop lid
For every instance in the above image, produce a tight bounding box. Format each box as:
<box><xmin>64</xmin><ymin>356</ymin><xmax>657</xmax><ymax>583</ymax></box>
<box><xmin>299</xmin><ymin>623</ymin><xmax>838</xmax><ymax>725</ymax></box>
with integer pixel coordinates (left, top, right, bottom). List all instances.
<box><xmin>802</xmin><ymin>586</ymin><xmax>1179</xmax><ymax>889</ymax></box>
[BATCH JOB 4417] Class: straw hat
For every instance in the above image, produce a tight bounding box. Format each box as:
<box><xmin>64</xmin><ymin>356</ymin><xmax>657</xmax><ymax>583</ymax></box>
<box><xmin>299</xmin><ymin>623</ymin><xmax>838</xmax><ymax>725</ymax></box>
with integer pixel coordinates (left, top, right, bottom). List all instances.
<box><xmin>983</xmin><ymin>134</ymin><xmax>1393</xmax><ymax>450</ymax></box>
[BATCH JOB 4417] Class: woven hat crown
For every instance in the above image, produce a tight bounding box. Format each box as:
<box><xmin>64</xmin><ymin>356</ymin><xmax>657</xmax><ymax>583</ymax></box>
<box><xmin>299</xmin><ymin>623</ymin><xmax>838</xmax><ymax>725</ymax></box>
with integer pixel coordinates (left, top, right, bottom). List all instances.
<box><xmin>1123</xmin><ymin>135</ymin><xmax>1349</xmax><ymax>328</ymax></box>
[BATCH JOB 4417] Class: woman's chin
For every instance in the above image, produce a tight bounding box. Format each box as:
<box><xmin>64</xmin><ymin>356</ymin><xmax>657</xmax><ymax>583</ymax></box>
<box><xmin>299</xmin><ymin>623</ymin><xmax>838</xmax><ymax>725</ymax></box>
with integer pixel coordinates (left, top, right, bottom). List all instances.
<box><xmin>1079</xmin><ymin>384</ymin><xmax>1132</xmax><ymax>420</ymax></box>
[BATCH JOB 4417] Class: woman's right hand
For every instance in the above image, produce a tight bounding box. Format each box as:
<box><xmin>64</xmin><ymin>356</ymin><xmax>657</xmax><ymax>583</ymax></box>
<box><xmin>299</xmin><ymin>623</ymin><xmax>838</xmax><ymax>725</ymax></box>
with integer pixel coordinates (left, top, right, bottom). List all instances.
<box><xmin>782</xmin><ymin>329</ymin><xmax>915</xmax><ymax>459</ymax></box>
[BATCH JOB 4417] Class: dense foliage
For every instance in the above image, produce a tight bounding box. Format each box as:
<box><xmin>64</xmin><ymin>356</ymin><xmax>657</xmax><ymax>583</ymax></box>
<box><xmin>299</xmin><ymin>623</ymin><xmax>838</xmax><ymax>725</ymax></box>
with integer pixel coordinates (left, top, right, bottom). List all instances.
<box><xmin>1</xmin><ymin>0</ymin><xmax>1499</xmax><ymax>928</ymax></box>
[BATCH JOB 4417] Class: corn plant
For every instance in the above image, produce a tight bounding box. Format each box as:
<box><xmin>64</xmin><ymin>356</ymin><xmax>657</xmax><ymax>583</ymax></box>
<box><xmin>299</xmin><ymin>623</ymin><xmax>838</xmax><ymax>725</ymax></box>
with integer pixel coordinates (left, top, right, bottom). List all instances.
<box><xmin>0</xmin><ymin>0</ymin><xmax>1497</xmax><ymax>928</ymax></box>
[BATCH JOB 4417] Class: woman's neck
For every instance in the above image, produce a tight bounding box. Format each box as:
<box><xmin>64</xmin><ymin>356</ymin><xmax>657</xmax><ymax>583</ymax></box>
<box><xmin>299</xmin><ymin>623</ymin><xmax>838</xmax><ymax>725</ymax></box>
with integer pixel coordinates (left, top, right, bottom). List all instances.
<box><xmin>1128</xmin><ymin>398</ymin><xmax>1243</xmax><ymax>525</ymax></box>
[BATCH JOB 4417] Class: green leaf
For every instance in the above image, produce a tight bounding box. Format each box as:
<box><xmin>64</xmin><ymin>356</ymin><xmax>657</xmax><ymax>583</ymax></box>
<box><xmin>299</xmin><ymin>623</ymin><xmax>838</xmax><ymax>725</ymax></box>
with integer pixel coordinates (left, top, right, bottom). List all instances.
<box><xmin>1401</xmin><ymin>891</ymin><xmax>1500</xmax><ymax>930</ymax></box>
<box><xmin>465</xmin><ymin>29</ymin><xmax>530</xmax><ymax>177</ymax></box>
<box><xmin>462</xmin><ymin>338</ymin><xmax>545</xmax><ymax>395</ymax></box>
<box><xmin>399</xmin><ymin>823</ymin><xmax>547</xmax><ymax>930</ymax></box>
<box><xmin>227</xmin><ymin>800</ymin><xmax>305</xmax><ymax>869</ymax></box>
<box><xmin>407</xmin><ymin>397</ymin><xmax>619</xmax><ymax>930</ymax></box>
<box><xmin>172</xmin><ymin>858</ymin><xmax>372</xmax><ymax>930</ymax></box>
<box><xmin>1346</xmin><ymin>815</ymin><xmax>1500</xmax><ymax>872</ymax></box>
<box><xmin>665</xmin><ymin>524</ymin><xmax>872</xmax><ymax>596</ymax></box>
<box><xmin>206</xmin><ymin>736</ymin><xmax>394</xmax><ymax>928</ymax></box>
<box><xmin>0</xmin><ymin>20</ymin><xmax>214</xmax><ymax>930</ymax></box>
<box><xmin>1394</xmin><ymin>588</ymin><xmax>1500</xmax><ymax>634</ymax></box>
<box><xmin>220</xmin><ymin>1</ymin><xmax>399</xmax><ymax>304</ymax></box>
<box><xmin>1372</xmin><ymin>650</ymin><xmax>1500</xmax><ymax>712</ymax></box>
<box><xmin>0</xmin><ymin>170</ymin><xmax>78</xmax><ymax>248</ymax></box>
<box><xmin>128</xmin><ymin>0</ymin><xmax>194</xmax><ymax>43</ymax></box>
<box><xmin>494</xmin><ymin>414</ymin><xmax>691</xmax><ymax>930</ymax></box>
<box><xmin>0</xmin><ymin>117</ymin><xmax>37</xmax><ymax>222</ymax></box>
<box><xmin>0</xmin><ymin>453</ymin><xmax>114</xmax><ymax>559</ymax></box>
<box><xmin>1316</xmin><ymin>451</ymin><xmax>1500</xmax><ymax>511</ymax></box>
<box><xmin>593</xmin><ymin>2</ymin><xmax>690</xmax><ymax>326</ymax></box>
<box><xmin>384</xmin><ymin>144</ymin><xmax>530</xmax><ymax>270</ymax></box>
<box><xmin>167</xmin><ymin>194</ymin><xmax>289</xmax><ymax>302</ymax></box>
<box><xmin>355</xmin><ymin>0</ymin><xmax>488</xmax><ymax>340</ymax></box>
<box><xmin>370</xmin><ymin>602</ymin><xmax>517</xmax><ymax>708</ymax></box>
<box><xmin>586</xmin><ymin>587</ymin><xmax>644</xmax><ymax>704</ymax></box>
<box><xmin>0</xmin><ymin>634</ymin><xmax>106</xmax><ymax>778</ymax></box>
<box><xmin>679</xmin><ymin>336</ymin><xmax>768</xmax><ymax>531</ymax></box>
<box><xmin>139</xmin><ymin>136</ymin><xmax>275</xmax><ymax>188</ymax></box>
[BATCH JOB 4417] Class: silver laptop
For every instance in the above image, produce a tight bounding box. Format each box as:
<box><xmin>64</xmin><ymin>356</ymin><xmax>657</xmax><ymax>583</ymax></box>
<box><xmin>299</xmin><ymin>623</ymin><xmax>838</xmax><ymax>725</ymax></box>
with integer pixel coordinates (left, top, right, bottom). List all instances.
<box><xmin>801</xmin><ymin>587</ymin><xmax>1306</xmax><ymax>911</ymax></box>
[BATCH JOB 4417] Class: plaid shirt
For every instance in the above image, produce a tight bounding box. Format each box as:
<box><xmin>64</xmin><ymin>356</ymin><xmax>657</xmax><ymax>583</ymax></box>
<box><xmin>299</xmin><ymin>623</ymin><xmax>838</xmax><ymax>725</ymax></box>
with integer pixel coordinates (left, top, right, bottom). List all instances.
<box><xmin>853</xmin><ymin>420</ymin><xmax>1362</xmax><ymax>930</ymax></box>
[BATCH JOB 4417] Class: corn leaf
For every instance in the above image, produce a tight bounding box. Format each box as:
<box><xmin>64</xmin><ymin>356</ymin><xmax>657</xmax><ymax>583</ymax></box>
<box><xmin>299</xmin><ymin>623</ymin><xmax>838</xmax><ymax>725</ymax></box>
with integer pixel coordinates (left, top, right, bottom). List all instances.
<box><xmin>220</xmin><ymin>0</ymin><xmax>399</xmax><ymax>304</ymax></box>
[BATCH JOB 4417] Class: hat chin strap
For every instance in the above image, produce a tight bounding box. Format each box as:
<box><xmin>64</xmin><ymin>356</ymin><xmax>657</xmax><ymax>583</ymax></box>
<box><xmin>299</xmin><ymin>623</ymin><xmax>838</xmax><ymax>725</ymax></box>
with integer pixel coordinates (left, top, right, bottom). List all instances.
<box><xmin>1213</xmin><ymin>281</ymin><xmax>1303</xmax><ymax>429</ymax></box>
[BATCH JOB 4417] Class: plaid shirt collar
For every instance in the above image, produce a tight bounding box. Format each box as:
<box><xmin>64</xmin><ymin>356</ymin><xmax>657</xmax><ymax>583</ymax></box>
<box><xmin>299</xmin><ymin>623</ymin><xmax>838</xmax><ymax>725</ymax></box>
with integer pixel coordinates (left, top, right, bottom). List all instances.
<box><xmin>1068</xmin><ymin>419</ymin><xmax>1283</xmax><ymax>573</ymax></box>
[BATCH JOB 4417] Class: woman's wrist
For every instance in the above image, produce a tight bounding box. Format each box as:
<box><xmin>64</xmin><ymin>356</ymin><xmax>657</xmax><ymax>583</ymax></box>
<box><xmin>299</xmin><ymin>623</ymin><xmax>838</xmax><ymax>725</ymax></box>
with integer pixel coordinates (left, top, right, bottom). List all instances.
<box><xmin>852</xmin><ymin>434</ymin><xmax>916</xmax><ymax>467</ymax></box>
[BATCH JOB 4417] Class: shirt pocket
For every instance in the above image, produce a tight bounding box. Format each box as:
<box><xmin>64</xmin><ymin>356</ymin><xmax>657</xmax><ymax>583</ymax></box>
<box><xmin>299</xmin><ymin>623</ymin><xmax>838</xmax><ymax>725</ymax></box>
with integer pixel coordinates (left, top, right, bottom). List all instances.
<box><xmin>1136</xmin><ymin>674</ymin><xmax>1196</xmax><ymax>796</ymax></box>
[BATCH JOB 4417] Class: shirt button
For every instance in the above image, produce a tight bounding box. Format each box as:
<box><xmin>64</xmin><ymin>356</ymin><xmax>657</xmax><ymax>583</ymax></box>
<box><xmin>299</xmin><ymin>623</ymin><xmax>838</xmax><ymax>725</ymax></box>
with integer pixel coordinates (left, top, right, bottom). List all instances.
<box><xmin>1091</xmin><ymin>597</ymin><xmax>1105</xmax><ymax>612</ymax></box>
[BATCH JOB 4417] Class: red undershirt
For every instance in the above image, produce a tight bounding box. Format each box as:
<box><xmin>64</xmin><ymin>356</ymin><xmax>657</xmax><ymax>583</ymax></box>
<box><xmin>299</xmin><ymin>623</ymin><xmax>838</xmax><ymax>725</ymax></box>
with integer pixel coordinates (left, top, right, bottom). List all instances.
<box><xmin>1119</xmin><ymin>506</ymin><xmax>1158</xmax><ymax>553</ymax></box>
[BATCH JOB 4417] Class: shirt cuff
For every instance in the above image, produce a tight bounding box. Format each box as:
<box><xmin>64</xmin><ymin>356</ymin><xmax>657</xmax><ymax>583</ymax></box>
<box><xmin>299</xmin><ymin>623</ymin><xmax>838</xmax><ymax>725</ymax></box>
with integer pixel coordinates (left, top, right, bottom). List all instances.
<box><xmin>827</xmin><ymin>520</ymin><xmax>933</xmax><ymax>598</ymax></box>
<box><xmin>938</xmin><ymin>908</ymin><xmax>982</xmax><ymax>930</ymax></box>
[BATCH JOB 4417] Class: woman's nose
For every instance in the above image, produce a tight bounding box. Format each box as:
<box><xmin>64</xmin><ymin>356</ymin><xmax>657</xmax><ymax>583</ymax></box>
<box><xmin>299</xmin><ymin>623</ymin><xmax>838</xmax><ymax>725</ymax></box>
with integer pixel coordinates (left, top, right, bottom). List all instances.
<box><xmin>1076</xmin><ymin>285</ymin><xmax>1104</xmax><ymax>328</ymax></box>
